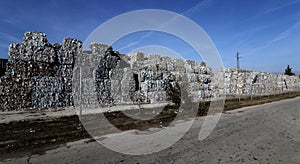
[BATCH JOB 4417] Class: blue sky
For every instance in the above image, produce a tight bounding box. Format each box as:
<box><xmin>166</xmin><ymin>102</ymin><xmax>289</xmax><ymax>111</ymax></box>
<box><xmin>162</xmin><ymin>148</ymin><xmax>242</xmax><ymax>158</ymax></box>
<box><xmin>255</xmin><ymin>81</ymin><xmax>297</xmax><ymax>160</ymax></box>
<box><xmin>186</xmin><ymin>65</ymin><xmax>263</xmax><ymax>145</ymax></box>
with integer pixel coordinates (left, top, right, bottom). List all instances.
<box><xmin>0</xmin><ymin>0</ymin><xmax>300</xmax><ymax>73</ymax></box>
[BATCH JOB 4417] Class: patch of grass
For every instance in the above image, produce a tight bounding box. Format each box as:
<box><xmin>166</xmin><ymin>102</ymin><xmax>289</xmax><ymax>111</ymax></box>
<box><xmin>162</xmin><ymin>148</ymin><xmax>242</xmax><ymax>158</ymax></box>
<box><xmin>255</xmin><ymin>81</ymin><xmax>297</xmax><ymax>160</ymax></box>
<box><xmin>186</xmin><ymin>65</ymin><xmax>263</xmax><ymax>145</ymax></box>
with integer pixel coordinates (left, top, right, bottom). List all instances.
<box><xmin>224</xmin><ymin>92</ymin><xmax>300</xmax><ymax>111</ymax></box>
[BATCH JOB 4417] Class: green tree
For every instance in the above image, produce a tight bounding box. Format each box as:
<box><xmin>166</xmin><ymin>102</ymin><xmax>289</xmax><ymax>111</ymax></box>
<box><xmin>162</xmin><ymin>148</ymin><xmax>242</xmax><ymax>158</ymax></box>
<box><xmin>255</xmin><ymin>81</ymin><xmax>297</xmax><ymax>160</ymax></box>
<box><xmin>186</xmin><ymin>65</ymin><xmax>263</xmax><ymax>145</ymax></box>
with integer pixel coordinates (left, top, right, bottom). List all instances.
<box><xmin>284</xmin><ymin>65</ymin><xmax>295</xmax><ymax>76</ymax></box>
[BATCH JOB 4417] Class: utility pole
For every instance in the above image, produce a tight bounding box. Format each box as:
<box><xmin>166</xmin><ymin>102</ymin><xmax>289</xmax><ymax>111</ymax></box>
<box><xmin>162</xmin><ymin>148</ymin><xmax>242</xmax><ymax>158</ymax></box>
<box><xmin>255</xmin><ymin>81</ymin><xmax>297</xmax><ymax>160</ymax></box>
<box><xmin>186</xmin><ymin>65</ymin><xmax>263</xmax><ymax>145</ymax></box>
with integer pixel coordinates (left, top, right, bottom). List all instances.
<box><xmin>236</xmin><ymin>51</ymin><xmax>242</xmax><ymax>101</ymax></box>
<box><xmin>236</xmin><ymin>51</ymin><xmax>242</xmax><ymax>69</ymax></box>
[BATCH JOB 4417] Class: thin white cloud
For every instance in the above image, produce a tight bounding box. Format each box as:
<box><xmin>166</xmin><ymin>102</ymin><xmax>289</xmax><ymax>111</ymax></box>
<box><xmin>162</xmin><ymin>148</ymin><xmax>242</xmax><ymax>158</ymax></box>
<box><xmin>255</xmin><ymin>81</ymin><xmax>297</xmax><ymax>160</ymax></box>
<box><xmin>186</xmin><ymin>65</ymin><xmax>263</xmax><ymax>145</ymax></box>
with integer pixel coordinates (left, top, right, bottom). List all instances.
<box><xmin>244</xmin><ymin>20</ymin><xmax>300</xmax><ymax>56</ymax></box>
<box><xmin>183</xmin><ymin>0</ymin><xmax>215</xmax><ymax>15</ymax></box>
<box><xmin>263</xmin><ymin>0</ymin><xmax>300</xmax><ymax>14</ymax></box>
<box><xmin>0</xmin><ymin>32</ymin><xmax>21</xmax><ymax>43</ymax></box>
<box><xmin>118</xmin><ymin>32</ymin><xmax>153</xmax><ymax>51</ymax></box>
<box><xmin>0</xmin><ymin>17</ymin><xmax>21</xmax><ymax>26</ymax></box>
<box><xmin>271</xmin><ymin>20</ymin><xmax>300</xmax><ymax>42</ymax></box>
<box><xmin>241</xmin><ymin>0</ymin><xmax>300</xmax><ymax>26</ymax></box>
<box><xmin>118</xmin><ymin>41</ymin><xmax>140</xmax><ymax>51</ymax></box>
<box><xmin>118</xmin><ymin>0</ymin><xmax>215</xmax><ymax>52</ymax></box>
<box><xmin>1</xmin><ymin>19</ymin><xmax>14</xmax><ymax>24</ymax></box>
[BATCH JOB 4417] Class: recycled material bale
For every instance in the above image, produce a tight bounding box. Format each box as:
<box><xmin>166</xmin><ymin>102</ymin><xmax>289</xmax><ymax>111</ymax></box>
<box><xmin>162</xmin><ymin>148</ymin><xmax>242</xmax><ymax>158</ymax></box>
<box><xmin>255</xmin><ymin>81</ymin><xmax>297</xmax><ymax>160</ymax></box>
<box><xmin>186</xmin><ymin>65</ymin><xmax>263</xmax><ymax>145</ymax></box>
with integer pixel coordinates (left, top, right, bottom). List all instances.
<box><xmin>1</xmin><ymin>31</ymin><xmax>299</xmax><ymax>111</ymax></box>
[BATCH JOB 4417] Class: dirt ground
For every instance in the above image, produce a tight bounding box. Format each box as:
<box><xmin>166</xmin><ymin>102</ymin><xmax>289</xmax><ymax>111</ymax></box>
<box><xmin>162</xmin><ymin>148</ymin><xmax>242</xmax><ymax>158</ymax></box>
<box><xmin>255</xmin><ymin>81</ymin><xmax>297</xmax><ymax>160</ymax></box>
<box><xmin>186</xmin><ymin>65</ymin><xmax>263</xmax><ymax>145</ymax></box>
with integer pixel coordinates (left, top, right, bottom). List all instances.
<box><xmin>1</xmin><ymin>92</ymin><xmax>300</xmax><ymax>156</ymax></box>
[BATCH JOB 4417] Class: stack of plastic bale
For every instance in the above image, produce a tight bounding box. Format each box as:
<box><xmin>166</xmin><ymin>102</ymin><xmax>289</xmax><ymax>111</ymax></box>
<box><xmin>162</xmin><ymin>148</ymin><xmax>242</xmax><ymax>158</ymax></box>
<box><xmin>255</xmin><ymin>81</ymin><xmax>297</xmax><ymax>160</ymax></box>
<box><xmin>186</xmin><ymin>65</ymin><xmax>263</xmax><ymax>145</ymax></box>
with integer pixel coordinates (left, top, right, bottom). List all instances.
<box><xmin>194</xmin><ymin>62</ymin><xmax>206</xmax><ymax>79</ymax></box>
<box><xmin>223</xmin><ymin>69</ymin><xmax>232</xmax><ymax>95</ymax></box>
<box><xmin>160</xmin><ymin>56</ymin><xmax>170</xmax><ymax>72</ymax></box>
<box><xmin>1</xmin><ymin>32</ymin><xmax>51</xmax><ymax>110</ymax></box>
<box><xmin>0</xmin><ymin>76</ymin><xmax>13</xmax><ymax>111</ymax></box>
<box><xmin>4</xmin><ymin>44</ymin><xmax>24</xmax><ymax>110</ymax></box>
<box><xmin>128</xmin><ymin>52</ymin><xmax>147</xmax><ymax>103</ymax></box>
<box><xmin>267</xmin><ymin>74</ymin><xmax>277</xmax><ymax>94</ymax></box>
<box><xmin>200</xmin><ymin>62</ymin><xmax>214</xmax><ymax>98</ymax></box>
<box><xmin>24</xmin><ymin>32</ymin><xmax>59</xmax><ymax>109</ymax></box>
<box><xmin>143</xmin><ymin>54</ymin><xmax>168</xmax><ymax>103</ymax></box>
<box><xmin>283</xmin><ymin>75</ymin><xmax>289</xmax><ymax>92</ymax></box>
<box><xmin>223</xmin><ymin>68</ymin><xmax>233</xmax><ymax>96</ymax></box>
<box><xmin>171</xmin><ymin>58</ymin><xmax>186</xmax><ymax>74</ymax></box>
<box><xmin>184</xmin><ymin>60</ymin><xmax>199</xmax><ymax>101</ymax></box>
<box><xmin>140</xmin><ymin>55</ymin><xmax>154</xmax><ymax>103</ymax></box>
<box><xmin>246</xmin><ymin>71</ymin><xmax>254</xmax><ymax>95</ymax></box>
<box><xmin>27</xmin><ymin>34</ymin><xmax>56</xmax><ymax>76</ymax></box>
<box><xmin>267</xmin><ymin>73</ymin><xmax>277</xmax><ymax>94</ymax></box>
<box><xmin>283</xmin><ymin>74</ymin><xmax>295</xmax><ymax>92</ymax></box>
<box><xmin>236</xmin><ymin>71</ymin><xmax>246</xmax><ymax>95</ymax></box>
<box><xmin>56</xmin><ymin>38</ymin><xmax>82</xmax><ymax>107</ymax></box>
<box><xmin>286</xmin><ymin>74</ymin><xmax>298</xmax><ymax>91</ymax></box>
<box><xmin>201</xmin><ymin>67</ymin><xmax>212</xmax><ymax>99</ymax></box>
<box><xmin>129</xmin><ymin>53</ymin><xmax>144</xmax><ymax>77</ymax></box>
<box><xmin>130</xmin><ymin>52</ymin><xmax>144</xmax><ymax>63</ymax></box>
<box><xmin>260</xmin><ymin>73</ymin><xmax>269</xmax><ymax>95</ymax></box>
<box><xmin>188</xmin><ymin>75</ymin><xmax>202</xmax><ymax>101</ymax></box>
<box><xmin>110</xmin><ymin>54</ymin><xmax>129</xmax><ymax>104</ymax></box>
<box><xmin>211</xmin><ymin>68</ymin><xmax>226</xmax><ymax>98</ymax></box>
<box><xmin>120</xmin><ymin>67</ymin><xmax>136</xmax><ymax>104</ymax></box>
<box><xmin>251</xmin><ymin>73</ymin><xmax>258</xmax><ymax>95</ymax></box>
<box><xmin>74</xmin><ymin>45</ymin><xmax>98</xmax><ymax>107</ymax></box>
<box><xmin>189</xmin><ymin>62</ymin><xmax>210</xmax><ymax>99</ymax></box>
<box><xmin>280</xmin><ymin>75</ymin><xmax>287</xmax><ymax>92</ymax></box>
<box><xmin>90</xmin><ymin>43</ymin><xmax>120</xmax><ymax>106</ymax></box>
<box><xmin>255</xmin><ymin>73</ymin><xmax>262</xmax><ymax>94</ymax></box>
<box><xmin>252</xmin><ymin>72</ymin><xmax>263</xmax><ymax>95</ymax></box>
<box><xmin>245</xmin><ymin>71</ymin><xmax>257</xmax><ymax>95</ymax></box>
<box><xmin>159</xmin><ymin>56</ymin><xmax>171</xmax><ymax>99</ymax></box>
<box><xmin>1</xmin><ymin>32</ymin><xmax>84</xmax><ymax>110</ymax></box>
<box><xmin>262</xmin><ymin>73</ymin><xmax>269</xmax><ymax>94</ymax></box>
<box><xmin>140</xmin><ymin>68</ymin><xmax>151</xmax><ymax>103</ymax></box>
<box><xmin>5</xmin><ymin>78</ymin><xmax>32</xmax><ymax>111</ymax></box>
<box><xmin>104</xmin><ymin>47</ymin><xmax>121</xmax><ymax>106</ymax></box>
<box><xmin>14</xmin><ymin>77</ymin><xmax>32</xmax><ymax>109</ymax></box>
<box><xmin>31</xmin><ymin>77</ymin><xmax>63</xmax><ymax>109</ymax></box>
<box><xmin>163</xmin><ymin>73</ymin><xmax>179</xmax><ymax>103</ymax></box>
<box><xmin>296</xmin><ymin>76</ymin><xmax>300</xmax><ymax>91</ymax></box>
<box><xmin>166</xmin><ymin>59</ymin><xmax>175</xmax><ymax>72</ymax></box>
<box><xmin>73</xmin><ymin>51</ymin><xmax>98</xmax><ymax>108</ymax></box>
<box><xmin>231</xmin><ymin>69</ymin><xmax>239</xmax><ymax>95</ymax></box>
<box><xmin>287</xmin><ymin>75</ymin><xmax>300</xmax><ymax>91</ymax></box>
<box><xmin>279</xmin><ymin>75</ymin><xmax>287</xmax><ymax>92</ymax></box>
